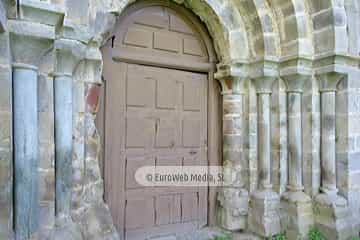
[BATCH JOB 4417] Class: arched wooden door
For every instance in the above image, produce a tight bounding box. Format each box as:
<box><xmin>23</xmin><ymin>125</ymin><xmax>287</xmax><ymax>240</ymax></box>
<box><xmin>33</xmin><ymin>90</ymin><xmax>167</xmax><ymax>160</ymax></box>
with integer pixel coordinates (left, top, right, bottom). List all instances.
<box><xmin>99</xmin><ymin>2</ymin><xmax>219</xmax><ymax>239</ymax></box>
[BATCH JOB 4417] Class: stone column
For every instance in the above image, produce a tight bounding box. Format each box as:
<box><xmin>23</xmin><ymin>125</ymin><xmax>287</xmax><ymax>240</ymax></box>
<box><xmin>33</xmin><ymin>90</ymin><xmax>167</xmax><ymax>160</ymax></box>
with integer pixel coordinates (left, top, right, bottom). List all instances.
<box><xmin>314</xmin><ymin>72</ymin><xmax>354</xmax><ymax>240</ymax></box>
<box><xmin>257</xmin><ymin>90</ymin><xmax>272</xmax><ymax>190</ymax></box>
<box><xmin>248</xmin><ymin>76</ymin><xmax>281</xmax><ymax>237</ymax></box>
<box><xmin>281</xmin><ymin>74</ymin><xmax>313</xmax><ymax>239</ymax></box>
<box><xmin>54</xmin><ymin>39</ymin><xmax>85</xmax><ymax>221</ymax></box>
<box><xmin>216</xmin><ymin>73</ymin><xmax>249</xmax><ymax>231</ymax></box>
<box><xmin>8</xmin><ymin>19</ymin><xmax>56</xmax><ymax>240</ymax></box>
<box><xmin>13</xmin><ymin>63</ymin><xmax>39</xmax><ymax>239</ymax></box>
<box><xmin>54</xmin><ymin>72</ymin><xmax>73</xmax><ymax>217</ymax></box>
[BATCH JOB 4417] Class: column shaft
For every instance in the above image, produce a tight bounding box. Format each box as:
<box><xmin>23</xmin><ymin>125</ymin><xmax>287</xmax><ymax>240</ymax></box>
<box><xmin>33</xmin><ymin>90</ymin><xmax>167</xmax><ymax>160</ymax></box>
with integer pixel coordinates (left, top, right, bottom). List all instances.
<box><xmin>13</xmin><ymin>64</ymin><xmax>39</xmax><ymax>239</ymax></box>
<box><xmin>249</xmin><ymin>81</ymin><xmax>281</xmax><ymax>237</ymax></box>
<box><xmin>223</xmin><ymin>93</ymin><xmax>243</xmax><ymax>186</ymax></box>
<box><xmin>282</xmin><ymin>89</ymin><xmax>314</xmax><ymax>240</ymax></box>
<box><xmin>320</xmin><ymin>91</ymin><xmax>337</xmax><ymax>193</ymax></box>
<box><xmin>54</xmin><ymin>74</ymin><xmax>73</xmax><ymax>216</ymax></box>
<box><xmin>287</xmin><ymin>92</ymin><xmax>303</xmax><ymax>190</ymax></box>
<box><xmin>314</xmin><ymin>73</ymin><xmax>354</xmax><ymax>240</ymax></box>
<box><xmin>219</xmin><ymin>91</ymin><xmax>249</xmax><ymax>231</ymax></box>
<box><xmin>257</xmin><ymin>93</ymin><xmax>272</xmax><ymax>190</ymax></box>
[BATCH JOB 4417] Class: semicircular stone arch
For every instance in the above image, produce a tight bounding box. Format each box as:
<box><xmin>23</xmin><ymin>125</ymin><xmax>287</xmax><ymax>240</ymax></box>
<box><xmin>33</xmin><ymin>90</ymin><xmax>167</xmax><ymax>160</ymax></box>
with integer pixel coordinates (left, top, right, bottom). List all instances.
<box><xmin>89</xmin><ymin>0</ymin><xmax>246</xmax><ymax>64</ymax></box>
<box><xmin>107</xmin><ymin>0</ymin><xmax>233</xmax><ymax>63</ymax></box>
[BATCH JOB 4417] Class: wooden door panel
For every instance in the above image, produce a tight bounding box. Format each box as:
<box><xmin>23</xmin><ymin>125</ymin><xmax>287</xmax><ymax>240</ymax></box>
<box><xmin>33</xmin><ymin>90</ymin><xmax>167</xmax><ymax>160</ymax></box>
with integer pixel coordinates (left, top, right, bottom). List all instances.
<box><xmin>156</xmin><ymin>77</ymin><xmax>176</xmax><ymax>110</ymax></box>
<box><xmin>124</xmin><ymin>28</ymin><xmax>153</xmax><ymax>48</ymax></box>
<box><xmin>114</xmin><ymin>6</ymin><xmax>209</xmax><ymax>68</ymax></box>
<box><xmin>155</xmin><ymin>195</ymin><xmax>172</xmax><ymax>225</ymax></box>
<box><xmin>154</xmin><ymin>32</ymin><xmax>181</xmax><ymax>53</ymax></box>
<box><xmin>169</xmin><ymin>13</ymin><xmax>193</xmax><ymax>34</ymax></box>
<box><xmin>155</xmin><ymin>119</ymin><xmax>176</xmax><ymax>148</ymax></box>
<box><xmin>172</xmin><ymin>195</ymin><xmax>182</xmax><ymax>224</ymax></box>
<box><xmin>102</xmin><ymin>4</ymin><xmax>214</xmax><ymax>240</ymax></box>
<box><xmin>105</xmin><ymin>6</ymin><xmax>208</xmax><ymax>240</ymax></box>
<box><xmin>181</xmin><ymin>193</ymin><xmax>199</xmax><ymax>222</ymax></box>
<box><xmin>183</xmin><ymin>37</ymin><xmax>204</xmax><ymax>57</ymax></box>
<box><xmin>126</xmin><ymin>118</ymin><xmax>154</xmax><ymax>148</ymax></box>
<box><xmin>121</xmin><ymin>64</ymin><xmax>206</xmax><ymax>239</ymax></box>
<box><xmin>126</xmin><ymin>64</ymin><xmax>155</xmax><ymax>108</ymax></box>
<box><xmin>125</xmin><ymin>198</ymin><xmax>155</xmax><ymax>230</ymax></box>
<box><xmin>183</xmin><ymin>157</ymin><xmax>198</xmax><ymax>166</ymax></box>
<box><xmin>182</xmin><ymin>119</ymin><xmax>201</xmax><ymax>147</ymax></box>
<box><xmin>126</xmin><ymin>157</ymin><xmax>154</xmax><ymax>189</ymax></box>
<box><xmin>106</xmin><ymin>63</ymin><xmax>208</xmax><ymax>240</ymax></box>
<box><xmin>132</xmin><ymin>6</ymin><xmax>169</xmax><ymax>29</ymax></box>
<box><xmin>156</xmin><ymin>157</ymin><xmax>182</xmax><ymax>167</ymax></box>
<box><xmin>183</xmin><ymin>79</ymin><xmax>202</xmax><ymax>111</ymax></box>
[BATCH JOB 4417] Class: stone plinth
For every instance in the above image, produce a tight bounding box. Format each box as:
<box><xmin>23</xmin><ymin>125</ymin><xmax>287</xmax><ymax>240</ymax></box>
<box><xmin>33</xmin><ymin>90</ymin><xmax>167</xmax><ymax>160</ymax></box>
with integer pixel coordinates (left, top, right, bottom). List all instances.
<box><xmin>281</xmin><ymin>191</ymin><xmax>313</xmax><ymax>239</ymax></box>
<box><xmin>314</xmin><ymin>193</ymin><xmax>354</xmax><ymax>240</ymax></box>
<box><xmin>249</xmin><ymin>190</ymin><xmax>281</xmax><ymax>237</ymax></box>
<box><xmin>218</xmin><ymin>188</ymin><xmax>249</xmax><ymax>231</ymax></box>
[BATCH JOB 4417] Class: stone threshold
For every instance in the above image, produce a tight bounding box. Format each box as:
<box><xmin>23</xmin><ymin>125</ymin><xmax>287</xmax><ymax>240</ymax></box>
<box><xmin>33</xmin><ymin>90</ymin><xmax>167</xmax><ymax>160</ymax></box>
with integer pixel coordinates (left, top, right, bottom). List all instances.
<box><xmin>148</xmin><ymin>227</ymin><xmax>264</xmax><ymax>240</ymax></box>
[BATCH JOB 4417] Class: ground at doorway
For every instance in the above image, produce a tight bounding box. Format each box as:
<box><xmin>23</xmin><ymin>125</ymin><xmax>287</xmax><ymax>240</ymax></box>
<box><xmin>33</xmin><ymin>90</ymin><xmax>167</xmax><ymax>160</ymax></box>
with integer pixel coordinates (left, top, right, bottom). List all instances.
<box><xmin>148</xmin><ymin>227</ymin><xmax>263</xmax><ymax>240</ymax></box>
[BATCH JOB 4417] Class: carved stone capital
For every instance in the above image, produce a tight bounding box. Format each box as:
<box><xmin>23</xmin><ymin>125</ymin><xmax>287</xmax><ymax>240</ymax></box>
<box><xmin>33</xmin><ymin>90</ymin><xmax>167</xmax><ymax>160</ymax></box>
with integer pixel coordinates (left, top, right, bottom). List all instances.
<box><xmin>216</xmin><ymin>60</ymin><xmax>279</xmax><ymax>94</ymax></box>
<box><xmin>8</xmin><ymin>0</ymin><xmax>64</xmax><ymax>67</ymax></box>
<box><xmin>8</xmin><ymin>20</ymin><xmax>55</xmax><ymax>66</ymax></box>
<box><xmin>83</xmin><ymin>45</ymin><xmax>103</xmax><ymax>84</ymax></box>
<box><xmin>251</xmin><ymin>76</ymin><xmax>277</xmax><ymax>94</ymax></box>
<box><xmin>54</xmin><ymin>39</ymin><xmax>86</xmax><ymax>76</ymax></box>
<box><xmin>316</xmin><ymin>72</ymin><xmax>346</xmax><ymax>92</ymax></box>
<box><xmin>215</xmin><ymin>63</ymin><xmax>248</xmax><ymax>95</ymax></box>
<box><xmin>281</xmin><ymin>73</ymin><xmax>311</xmax><ymax>93</ymax></box>
<box><xmin>217</xmin><ymin>76</ymin><xmax>248</xmax><ymax>95</ymax></box>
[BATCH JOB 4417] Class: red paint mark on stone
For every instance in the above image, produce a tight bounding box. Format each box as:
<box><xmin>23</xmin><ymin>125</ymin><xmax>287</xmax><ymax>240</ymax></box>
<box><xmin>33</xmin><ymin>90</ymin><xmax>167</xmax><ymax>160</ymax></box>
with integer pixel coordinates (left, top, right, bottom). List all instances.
<box><xmin>86</xmin><ymin>84</ymin><xmax>101</xmax><ymax>114</ymax></box>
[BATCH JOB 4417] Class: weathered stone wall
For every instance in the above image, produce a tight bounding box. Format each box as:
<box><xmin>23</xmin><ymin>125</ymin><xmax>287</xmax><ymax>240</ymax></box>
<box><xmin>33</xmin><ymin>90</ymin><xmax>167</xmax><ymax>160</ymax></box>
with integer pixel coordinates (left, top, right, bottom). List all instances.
<box><xmin>0</xmin><ymin>0</ymin><xmax>360</xmax><ymax>239</ymax></box>
<box><xmin>0</xmin><ymin>1</ymin><xmax>12</xmax><ymax>239</ymax></box>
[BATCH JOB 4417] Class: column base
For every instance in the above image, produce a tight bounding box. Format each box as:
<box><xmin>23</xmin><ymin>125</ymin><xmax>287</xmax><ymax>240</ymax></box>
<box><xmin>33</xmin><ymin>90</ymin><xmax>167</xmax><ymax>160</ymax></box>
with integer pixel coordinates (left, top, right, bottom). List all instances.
<box><xmin>218</xmin><ymin>188</ymin><xmax>249</xmax><ymax>231</ymax></box>
<box><xmin>248</xmin><ymin>190</ymin><xmax>282</xmax><ymax>237</ymax></box>
<box><xmin>314</xmin><ymin>193</ymin><xmax>354</xmax><ymax>240</ymax></box>
<box><xmin>53</xmin><ymin>219</ymin><xmax>82</xmax><ymax>240</ymax></box>
<box><xmin>281</xmin><ymin>191</ymin><xmax>314</xmax><ymax>239</ymax></box>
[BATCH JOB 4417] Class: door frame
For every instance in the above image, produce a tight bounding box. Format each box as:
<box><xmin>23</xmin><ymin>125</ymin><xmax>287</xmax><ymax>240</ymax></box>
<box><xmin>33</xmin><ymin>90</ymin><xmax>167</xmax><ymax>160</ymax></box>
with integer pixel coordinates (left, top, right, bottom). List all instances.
<box><xmin>97</xmin><ymin>1</ymin><xmax>221</xmax><ymax>237</ymax></box>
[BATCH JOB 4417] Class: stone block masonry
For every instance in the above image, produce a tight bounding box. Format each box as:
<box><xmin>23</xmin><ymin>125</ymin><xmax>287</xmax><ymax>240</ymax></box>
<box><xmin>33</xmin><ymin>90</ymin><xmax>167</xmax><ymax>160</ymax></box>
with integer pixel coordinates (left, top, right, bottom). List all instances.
<box><xmin>0</xmin><ymin>0</ymin><xmax>359</xmax><ymax>239</ymax></box>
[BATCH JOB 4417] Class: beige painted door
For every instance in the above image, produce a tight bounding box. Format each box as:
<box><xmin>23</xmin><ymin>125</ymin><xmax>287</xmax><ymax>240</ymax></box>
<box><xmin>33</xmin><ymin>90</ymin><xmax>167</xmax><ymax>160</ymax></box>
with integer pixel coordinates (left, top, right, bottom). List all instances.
<box><xmin>104</xmin><ymin>63</ymin><xmax>208</xmax><ymax>240</ymax></box>
<box><xmin>101</xmin><ymin>5</ymin><xmax>211</xmax><ymax>240</ymax></box>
